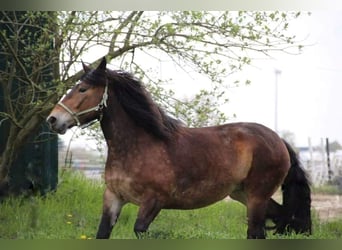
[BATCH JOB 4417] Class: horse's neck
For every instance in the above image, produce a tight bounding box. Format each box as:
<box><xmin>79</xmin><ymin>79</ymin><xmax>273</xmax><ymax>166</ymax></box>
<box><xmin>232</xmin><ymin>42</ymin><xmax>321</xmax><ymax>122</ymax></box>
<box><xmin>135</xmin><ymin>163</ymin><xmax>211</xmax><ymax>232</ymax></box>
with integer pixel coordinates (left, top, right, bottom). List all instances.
<box><xmin>100</xmin><ymin>98</ymin><xmax>143</xmax><ymax>156</ymax></box>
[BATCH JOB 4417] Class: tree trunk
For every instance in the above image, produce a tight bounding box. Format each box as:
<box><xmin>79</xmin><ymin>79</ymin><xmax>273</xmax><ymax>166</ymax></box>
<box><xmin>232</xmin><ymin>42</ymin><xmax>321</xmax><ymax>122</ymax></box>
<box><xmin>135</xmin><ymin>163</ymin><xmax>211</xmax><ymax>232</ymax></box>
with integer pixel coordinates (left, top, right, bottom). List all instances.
<box><xmin>0</xmin><ymin>99</ymin><xmax>56</xmax><ymax>195</ymax></box>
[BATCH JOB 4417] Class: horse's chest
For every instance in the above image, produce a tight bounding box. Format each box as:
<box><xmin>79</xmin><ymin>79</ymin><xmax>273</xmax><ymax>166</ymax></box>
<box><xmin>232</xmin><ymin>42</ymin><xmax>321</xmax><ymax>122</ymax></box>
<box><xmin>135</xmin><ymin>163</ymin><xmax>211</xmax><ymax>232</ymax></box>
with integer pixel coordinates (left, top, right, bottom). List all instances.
<box><xmin>105</xmin><ymin>169</ymin><xmax>142</xmax><ymax>204</ymax></box>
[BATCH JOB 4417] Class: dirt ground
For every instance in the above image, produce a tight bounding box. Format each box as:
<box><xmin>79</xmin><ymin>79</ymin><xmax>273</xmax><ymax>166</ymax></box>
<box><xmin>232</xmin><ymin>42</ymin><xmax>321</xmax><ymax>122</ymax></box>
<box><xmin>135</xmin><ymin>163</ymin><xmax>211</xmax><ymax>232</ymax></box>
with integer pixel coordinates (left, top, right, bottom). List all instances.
<box><xmin>226</xmin><ymin>194</ymin><xmax>342</xmax><ymax>222</ymax></box>
<box><xmin>271</xmin><ymin>193</ymin><xmax>342</xmax><ymax>222</ymax></box>
<box><xmin>311</xmin><ymin>194</ymin><xmax>342</xmax><ymax>221</ymax></box>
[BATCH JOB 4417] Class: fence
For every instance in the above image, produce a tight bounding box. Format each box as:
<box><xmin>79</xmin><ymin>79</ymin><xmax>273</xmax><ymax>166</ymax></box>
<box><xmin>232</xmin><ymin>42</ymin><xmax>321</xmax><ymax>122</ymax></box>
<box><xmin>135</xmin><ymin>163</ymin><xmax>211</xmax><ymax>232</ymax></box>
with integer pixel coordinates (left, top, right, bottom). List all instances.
<box><xmin>299</xmin><ymin>138</ymin><xmax>342</xmax><ymax>187</ymax></box>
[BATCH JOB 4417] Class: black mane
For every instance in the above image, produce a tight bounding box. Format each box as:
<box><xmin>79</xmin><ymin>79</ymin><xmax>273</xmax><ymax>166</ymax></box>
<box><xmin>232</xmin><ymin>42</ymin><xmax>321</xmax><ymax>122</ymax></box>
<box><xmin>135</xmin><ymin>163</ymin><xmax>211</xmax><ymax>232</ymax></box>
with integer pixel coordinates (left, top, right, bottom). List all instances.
<box><xmin>104</xmin><ymin>70</ymin><xmax>182</xmax><ymax>141</ymax></box>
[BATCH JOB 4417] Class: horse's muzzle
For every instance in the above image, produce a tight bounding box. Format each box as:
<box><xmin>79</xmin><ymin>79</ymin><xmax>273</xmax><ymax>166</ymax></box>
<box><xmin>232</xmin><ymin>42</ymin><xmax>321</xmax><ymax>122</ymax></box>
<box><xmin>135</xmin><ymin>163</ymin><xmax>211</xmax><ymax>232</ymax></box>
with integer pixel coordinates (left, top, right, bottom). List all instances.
<box><xmin>46</xmin><ymin>114</ymin><xmax>73</xmax><ymax>134</ymax></box>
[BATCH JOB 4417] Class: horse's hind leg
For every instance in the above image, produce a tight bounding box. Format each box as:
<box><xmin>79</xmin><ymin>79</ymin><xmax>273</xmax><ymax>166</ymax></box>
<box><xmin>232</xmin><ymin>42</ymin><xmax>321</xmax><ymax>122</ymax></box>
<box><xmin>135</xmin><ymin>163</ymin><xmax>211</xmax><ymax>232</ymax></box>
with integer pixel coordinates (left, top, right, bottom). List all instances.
<box><xmin>134</xmin><ymin>198</ymin><xmax>162</xmax><ymax>238</ymax></box>
<box><xmin>96</xmin><ymin>188</ymin><xmax>125</xmax><ymax>239</ymax></box>
<box><xmin>265</xmin><ymin>198</ymin><xmax>282</xmax><ymax>226</ymax></box>
<box><xmin>230</xmin><ymin>190</ymin><xmax>267</xmax><ymax>239</ymax></box>
<box><xmin>246</xmin><ymin>197</ymin><xmax>268</xmax><ymax>239</ymax></box>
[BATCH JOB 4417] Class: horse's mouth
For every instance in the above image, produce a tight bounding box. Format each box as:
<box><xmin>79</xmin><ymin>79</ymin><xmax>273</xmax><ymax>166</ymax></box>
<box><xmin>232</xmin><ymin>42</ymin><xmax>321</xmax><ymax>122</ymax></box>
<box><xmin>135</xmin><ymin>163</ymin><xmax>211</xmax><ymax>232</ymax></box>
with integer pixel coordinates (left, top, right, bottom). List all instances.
<box><xmin>50</xmin><ymin>123</ymin><xmax>74</xmax><ymax>135</ymax></box>
<box><xmin>54</xmin><ymin>125</ymin><xmax>67</xmax><ymax>135</ymax></box>
<box><xmin>58</xmin><ymin>124</ymin><xmax>75</xmax><ymax>134</ymax></box>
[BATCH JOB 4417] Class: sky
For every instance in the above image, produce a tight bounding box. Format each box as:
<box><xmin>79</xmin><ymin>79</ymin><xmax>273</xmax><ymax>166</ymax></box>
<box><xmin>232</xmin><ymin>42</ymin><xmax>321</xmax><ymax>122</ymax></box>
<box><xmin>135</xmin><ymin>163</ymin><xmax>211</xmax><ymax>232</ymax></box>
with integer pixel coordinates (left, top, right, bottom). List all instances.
<box><xmin>61</xmin><ymin>11</ymin><xmax>342</xmax><ymax>148</ymax></box>
<box><xmin>226</xmin><ymin>11</ymin><xmax>342</xmax><ymax>146</ymax></box>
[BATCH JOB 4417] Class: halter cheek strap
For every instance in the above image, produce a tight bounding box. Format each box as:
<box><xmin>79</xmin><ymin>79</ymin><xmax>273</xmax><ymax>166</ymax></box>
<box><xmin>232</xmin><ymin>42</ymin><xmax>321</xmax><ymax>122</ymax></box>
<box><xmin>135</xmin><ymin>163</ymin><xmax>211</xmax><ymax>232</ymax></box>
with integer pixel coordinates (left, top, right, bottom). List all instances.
<box><xmin>57</xmin><ymin>83</ymin><xmax>108</xmax><ymax>128</ymax></box>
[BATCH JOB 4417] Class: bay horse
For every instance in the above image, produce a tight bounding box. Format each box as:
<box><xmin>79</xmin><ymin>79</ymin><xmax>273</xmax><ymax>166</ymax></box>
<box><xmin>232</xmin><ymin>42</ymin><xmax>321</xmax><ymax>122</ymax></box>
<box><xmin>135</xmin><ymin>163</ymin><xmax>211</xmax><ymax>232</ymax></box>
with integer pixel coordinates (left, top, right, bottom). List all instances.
<box><xmin>46</xmin><ymin>57</ymin><xmax>311</xmax><ymax>239</ymax></box>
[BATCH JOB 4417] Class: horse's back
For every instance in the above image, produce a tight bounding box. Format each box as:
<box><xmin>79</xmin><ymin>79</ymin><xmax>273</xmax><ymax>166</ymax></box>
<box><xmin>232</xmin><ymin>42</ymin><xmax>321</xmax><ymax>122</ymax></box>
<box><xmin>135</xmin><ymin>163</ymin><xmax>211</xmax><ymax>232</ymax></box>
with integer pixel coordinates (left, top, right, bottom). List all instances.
<box><xmin>177</xmin><ymin>122</ymin><xmax>288</xmax><ymax>166</ymax></box>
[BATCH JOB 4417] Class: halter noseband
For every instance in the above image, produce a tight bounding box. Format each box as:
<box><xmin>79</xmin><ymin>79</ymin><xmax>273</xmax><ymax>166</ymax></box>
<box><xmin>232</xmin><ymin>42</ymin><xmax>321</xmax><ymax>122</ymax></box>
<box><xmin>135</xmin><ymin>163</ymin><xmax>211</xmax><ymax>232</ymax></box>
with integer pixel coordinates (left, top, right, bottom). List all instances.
<box><xmin>57</xmin><ymin>83</ymin><xmax>108</xmax><ymax>129</ymax></box>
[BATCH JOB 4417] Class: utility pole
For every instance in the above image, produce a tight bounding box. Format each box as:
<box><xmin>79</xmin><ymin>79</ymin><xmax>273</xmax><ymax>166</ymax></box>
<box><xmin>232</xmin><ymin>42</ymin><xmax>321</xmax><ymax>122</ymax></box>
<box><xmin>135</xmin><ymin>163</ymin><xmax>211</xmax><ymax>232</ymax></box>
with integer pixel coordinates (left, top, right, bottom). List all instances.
<box><xmin>274</xmin><ymin>69</ymin><xmax>281</xmax><ymax>134</ymax></box>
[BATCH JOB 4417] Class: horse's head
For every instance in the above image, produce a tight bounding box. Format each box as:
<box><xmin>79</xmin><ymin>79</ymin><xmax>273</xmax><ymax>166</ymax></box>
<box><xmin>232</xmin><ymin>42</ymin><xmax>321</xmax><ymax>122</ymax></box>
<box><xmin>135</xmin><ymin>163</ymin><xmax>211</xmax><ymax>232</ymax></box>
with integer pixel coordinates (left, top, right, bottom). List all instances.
<box><xmin>46</xmin><ymin>57</ymin><xmax>108</xmax><ymax>134</ymax></box>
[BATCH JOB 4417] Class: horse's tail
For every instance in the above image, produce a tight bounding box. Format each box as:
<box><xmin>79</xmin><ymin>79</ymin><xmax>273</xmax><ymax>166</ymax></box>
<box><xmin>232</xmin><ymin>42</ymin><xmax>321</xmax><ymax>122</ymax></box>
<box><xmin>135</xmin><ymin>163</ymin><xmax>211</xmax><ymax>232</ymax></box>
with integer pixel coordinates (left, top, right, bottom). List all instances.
<box><xmin>275</xmin><ymin>140</ymin><xmax>312</xmax><ymax>235</ymax></box>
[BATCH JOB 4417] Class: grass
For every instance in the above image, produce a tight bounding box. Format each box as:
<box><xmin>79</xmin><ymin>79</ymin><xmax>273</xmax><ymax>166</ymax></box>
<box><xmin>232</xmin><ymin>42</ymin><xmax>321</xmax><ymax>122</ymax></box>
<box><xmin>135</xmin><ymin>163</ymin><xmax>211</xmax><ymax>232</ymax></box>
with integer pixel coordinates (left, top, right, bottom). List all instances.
<box><xmin>0</xmin><ymin>171</ymin><xmax>341</xmax><ymax>239</ymax></box>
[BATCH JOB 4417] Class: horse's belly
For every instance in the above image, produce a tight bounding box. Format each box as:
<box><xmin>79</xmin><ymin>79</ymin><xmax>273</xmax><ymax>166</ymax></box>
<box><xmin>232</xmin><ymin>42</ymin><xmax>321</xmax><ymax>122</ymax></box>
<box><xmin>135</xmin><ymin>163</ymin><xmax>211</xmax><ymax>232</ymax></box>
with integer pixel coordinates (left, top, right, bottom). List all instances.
<box><xmin>165</xmin><ymin>182</ymin><xmax>237</xmax><ymax>209</ymax></box>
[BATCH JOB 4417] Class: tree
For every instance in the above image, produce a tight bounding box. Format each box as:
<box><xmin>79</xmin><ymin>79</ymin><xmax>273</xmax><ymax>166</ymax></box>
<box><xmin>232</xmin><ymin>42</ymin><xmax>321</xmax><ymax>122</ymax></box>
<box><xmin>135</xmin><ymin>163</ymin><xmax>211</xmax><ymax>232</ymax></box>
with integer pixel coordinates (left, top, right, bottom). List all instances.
<box><xmin>0</xmin><ymin>12</ymin><xmax>60</xmax><ymax>188</ymax></box>
<box><xmin>0</xmin><ymin>11</ymin><xmax>306</xmax><ymax>188</ymax></box>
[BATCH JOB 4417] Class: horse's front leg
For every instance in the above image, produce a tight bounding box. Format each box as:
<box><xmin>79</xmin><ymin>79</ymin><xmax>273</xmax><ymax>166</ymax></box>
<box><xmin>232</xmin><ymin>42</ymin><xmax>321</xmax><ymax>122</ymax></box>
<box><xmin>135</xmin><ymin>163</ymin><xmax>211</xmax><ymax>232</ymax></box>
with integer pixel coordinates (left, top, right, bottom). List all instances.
<box><xmin>134</xmin><ymin>198</ymin><xmax>162</xmax><ymax>238</ymax></box>
<box><xmin>96</xmin><ymin>188</ymin><xmax>125</xmax><ymax>239</ymax></box>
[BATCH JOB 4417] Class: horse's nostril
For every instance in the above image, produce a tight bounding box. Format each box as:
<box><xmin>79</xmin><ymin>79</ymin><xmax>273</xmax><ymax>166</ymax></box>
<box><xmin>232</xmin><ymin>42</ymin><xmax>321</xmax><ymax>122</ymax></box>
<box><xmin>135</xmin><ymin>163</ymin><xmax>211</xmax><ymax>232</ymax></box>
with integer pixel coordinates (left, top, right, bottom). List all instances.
<box><xmin>47</xmin><ymin>116</ymin><xmax>57</xmax><ymax>125</ymax></box>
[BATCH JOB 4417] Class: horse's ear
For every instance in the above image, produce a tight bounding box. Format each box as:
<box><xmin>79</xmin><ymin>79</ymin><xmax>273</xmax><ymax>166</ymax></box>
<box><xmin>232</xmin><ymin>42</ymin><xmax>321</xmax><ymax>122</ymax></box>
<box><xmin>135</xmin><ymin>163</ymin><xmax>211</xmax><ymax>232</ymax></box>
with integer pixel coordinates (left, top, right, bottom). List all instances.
<box><xmin>82</xmin><ymin>60</ymin><xmax>91</xmax><ymax>73</ymax></box>
<box><xmin>98</xmin><ymin>57</ymin><xmax>107</xmax><ymax>71</ymax></box>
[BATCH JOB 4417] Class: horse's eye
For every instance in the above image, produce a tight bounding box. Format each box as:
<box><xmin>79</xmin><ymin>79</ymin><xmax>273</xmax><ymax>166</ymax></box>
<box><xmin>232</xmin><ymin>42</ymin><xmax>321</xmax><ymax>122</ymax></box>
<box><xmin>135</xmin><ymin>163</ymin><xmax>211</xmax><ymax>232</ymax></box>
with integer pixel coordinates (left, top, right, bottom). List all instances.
<box><xmin>79</xmin><ymin>87</ymin><xmax>87</xmax><ymax>93</ymax></box>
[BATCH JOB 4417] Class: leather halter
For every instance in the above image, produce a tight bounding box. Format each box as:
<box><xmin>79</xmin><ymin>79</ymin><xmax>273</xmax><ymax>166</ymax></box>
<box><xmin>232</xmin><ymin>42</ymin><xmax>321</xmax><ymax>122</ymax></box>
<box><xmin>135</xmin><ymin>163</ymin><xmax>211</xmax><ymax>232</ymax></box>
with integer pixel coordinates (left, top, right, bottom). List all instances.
<box><xmin>57</xmin><ymin>83</ymin><xmax>108</xmax><ymax>129</ymax></box>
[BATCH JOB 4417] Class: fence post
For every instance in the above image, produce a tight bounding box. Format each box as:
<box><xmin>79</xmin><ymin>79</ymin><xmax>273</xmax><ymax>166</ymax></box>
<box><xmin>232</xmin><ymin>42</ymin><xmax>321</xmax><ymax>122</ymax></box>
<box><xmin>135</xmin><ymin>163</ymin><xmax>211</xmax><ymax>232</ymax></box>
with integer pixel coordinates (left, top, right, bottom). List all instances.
<box><xmin>325</xmin><ymin>137</ymin><xmax>332</xmax><ymax>183</ymax></box>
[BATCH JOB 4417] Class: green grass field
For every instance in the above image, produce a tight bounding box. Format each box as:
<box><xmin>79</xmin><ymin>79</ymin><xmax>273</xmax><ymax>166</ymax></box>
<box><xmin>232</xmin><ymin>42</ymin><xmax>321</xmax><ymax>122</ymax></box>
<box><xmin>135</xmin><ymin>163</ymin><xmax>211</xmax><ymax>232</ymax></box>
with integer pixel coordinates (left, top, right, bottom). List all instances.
<box><xmin>0</xmin><ymin>171</ymin><xmax>341</xmax><ymax>239</ymax></box>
